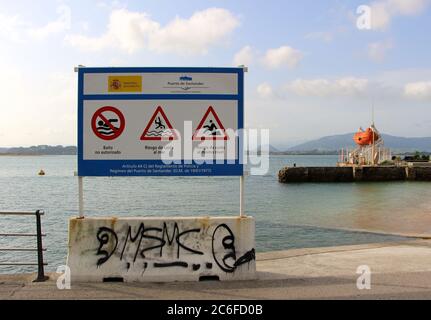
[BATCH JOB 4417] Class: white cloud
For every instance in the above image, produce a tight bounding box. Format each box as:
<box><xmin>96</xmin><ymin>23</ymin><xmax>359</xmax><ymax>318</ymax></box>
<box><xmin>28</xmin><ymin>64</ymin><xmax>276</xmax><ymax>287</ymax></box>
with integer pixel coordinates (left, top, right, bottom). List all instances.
<box><xmin>369</xmin><ymin>0</ymin><xmax>429</xmax><ymax>30</ymax></box>
<box><xmin>0</xmin><ymin>5</ymin><xmax>71</xmax><ymax>43</ymax></box>
<box><xmin>0</xmin><ymin>13</ymin><xmax>27</xmax><ymax>43</ymax></box>
<box><xmin>66</xmin><ymin>9</ymin><xmax>158</xmax><ymax>53</ymax></box>
<box><xmin>389</xmin><ymin>0</ymin><xmax>429</xmax><ymax>15</ymax></box>
<box><xmin>150</xmin><ymin>8</ymin><xmax>239</xmax><ymax>55</ymax></box>
<box><xmin>262</xmin><ymin>45</ymin><xmax>303</xmax><ymax>69</ymax></box>
<box><xmin>368</xmin><ymin>39</ymin><xmax>393</xmax><ymax>62</ymax></box>
<box><xmin>66</xmin><ymin>8</ymin><xmax>239</xmax><ymax>55</ymax></box>
<box><xmin>233</xmin><ymin>45</ymin><xmax>254</xmax><ymax>66</ymax></box>
<box><xmin>404</xmin><ymin>81</ymin><xmax>431</xmax><ymax>99</ymax></box>
<box><xmin>257</xmin><ymin>83</ymin><xmax>274</xmax><ymax>98</ymax></box>
<box><xmin>27</xmin><ymin>5</ymin><xmax>71</xmax><ymax>40</ymax></box>
<box><xmin>284</xmin><ymin>77</ymin><xmax>369</xmax><ymax>97</ymax></box>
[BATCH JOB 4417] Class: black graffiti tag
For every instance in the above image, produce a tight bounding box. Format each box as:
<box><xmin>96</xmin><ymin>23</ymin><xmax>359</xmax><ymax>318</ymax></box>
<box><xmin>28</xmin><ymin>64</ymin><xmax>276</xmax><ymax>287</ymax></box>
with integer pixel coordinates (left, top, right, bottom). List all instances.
<box><xmin>119</xmin><ymin>224</ymin><xmax>163</xmax><ymax>262</ymax></box>
<box><xmin>211</xmin><ymin>224</ymin><xmax>256</xmax><ymax>273</ymax></box>
<box><xmin>96</xmin><ymin>227</ymin><xmax>118</xmax><ymax>267</ymax></box>
<box><xmin>95</xmin><ymin>222</ymin><xmax>255</xmax><ymax>272</ymax></box>
<box><xmin>96</xmin><ymin>222</ymin><xmax>203</xmax><ymax>267</ymax></box>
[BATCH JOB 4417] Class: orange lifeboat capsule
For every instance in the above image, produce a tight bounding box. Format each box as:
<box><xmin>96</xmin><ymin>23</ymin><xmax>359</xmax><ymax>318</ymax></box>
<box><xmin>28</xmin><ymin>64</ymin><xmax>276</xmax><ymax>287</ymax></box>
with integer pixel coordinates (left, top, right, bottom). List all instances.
<box><xmin>353</xmin><ymin>127</ymin><xmax>379</xmax><ymax>146</ymax></box>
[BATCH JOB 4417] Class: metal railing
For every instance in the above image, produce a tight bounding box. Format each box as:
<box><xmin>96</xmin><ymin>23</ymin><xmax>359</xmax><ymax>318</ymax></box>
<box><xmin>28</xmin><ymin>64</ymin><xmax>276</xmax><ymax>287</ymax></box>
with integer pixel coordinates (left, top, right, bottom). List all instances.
<box><xmin>0</xmin><ymin>210</ymin><xmax>48</xmax><ymax>282</ymax></box>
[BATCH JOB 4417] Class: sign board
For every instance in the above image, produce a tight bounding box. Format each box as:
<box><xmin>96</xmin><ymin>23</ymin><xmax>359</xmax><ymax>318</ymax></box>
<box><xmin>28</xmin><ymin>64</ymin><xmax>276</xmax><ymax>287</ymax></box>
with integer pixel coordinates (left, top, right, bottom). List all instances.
<box><xmin>77</xmin><ymin>67</ymin><xmax>244</xmax><ymax>176</ymax></box>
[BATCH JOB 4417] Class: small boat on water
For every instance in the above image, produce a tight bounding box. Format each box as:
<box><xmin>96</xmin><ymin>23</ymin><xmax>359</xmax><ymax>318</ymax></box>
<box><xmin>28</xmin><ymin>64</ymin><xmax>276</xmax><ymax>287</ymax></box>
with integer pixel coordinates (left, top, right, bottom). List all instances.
<box><xmin>353</xmin><ymin>126</ymin><xmax>379</xmax><ymax>146</ymax></box>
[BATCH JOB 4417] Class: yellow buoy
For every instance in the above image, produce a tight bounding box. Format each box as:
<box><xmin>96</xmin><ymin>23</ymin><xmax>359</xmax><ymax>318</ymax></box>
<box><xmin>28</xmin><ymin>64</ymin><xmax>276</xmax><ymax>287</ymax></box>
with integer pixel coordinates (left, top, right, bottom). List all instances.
<box><xmin>38</xmin><ymin>169</ymin><xmax>45</xmax><ymax>176</ymax></box>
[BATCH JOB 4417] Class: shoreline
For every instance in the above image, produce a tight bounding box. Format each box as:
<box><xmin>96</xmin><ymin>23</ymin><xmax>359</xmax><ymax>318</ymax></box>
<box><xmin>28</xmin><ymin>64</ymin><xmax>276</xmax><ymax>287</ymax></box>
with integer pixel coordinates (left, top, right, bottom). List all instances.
<box><xmin>287</xmin><ymin>223</ymin><xmax>431</xmax><ymax>239</ymax></box>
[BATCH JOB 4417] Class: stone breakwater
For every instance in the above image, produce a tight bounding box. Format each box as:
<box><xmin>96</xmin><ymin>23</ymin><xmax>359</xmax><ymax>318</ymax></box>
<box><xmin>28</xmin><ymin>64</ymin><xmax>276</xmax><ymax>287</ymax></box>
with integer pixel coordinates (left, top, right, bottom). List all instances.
<box><xmin>278</xmin><ymin>166</ymin><xmax>431</xmax><ymax>183</ymax></box>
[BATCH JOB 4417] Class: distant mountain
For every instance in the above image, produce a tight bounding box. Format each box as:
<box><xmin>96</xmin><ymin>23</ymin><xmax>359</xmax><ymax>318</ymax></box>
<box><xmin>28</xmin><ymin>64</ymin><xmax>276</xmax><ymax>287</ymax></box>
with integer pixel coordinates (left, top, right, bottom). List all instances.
<box><xmin>248</xmin><ymin>144</ymin><xmax>280</xmax><ymax>153</ymax></box>
<box><xmin>262</xmin><ymin>144</ymin><xmax>280</xmax><ymax>153</ymax></box>
<box><xmin>0</xmin><ymin>145</ymin><xmax>77</xmax><ymax>155</ymax></box>
<box><xmin>288</xmin><ymin>133</ymin><xmax>431</xmax><ymax>153</ymax></box>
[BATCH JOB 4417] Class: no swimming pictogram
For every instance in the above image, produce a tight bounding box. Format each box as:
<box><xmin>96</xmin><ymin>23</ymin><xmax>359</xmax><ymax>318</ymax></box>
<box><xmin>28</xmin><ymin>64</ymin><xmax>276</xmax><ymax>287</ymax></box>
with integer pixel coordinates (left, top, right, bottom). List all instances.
<box><xmin>140</xmin><ymin>106</ymin><xmax>178</xmax><ymax>141</ymax></box>
<box><xmin>91</xmin><ymin>106</ymin><xmax>125</xmax><ymax>140</ymax></box>
<box><xmin>192</xmin><ymin>106</ymin><xmax>228</xmax><ymax>141</ymax></box>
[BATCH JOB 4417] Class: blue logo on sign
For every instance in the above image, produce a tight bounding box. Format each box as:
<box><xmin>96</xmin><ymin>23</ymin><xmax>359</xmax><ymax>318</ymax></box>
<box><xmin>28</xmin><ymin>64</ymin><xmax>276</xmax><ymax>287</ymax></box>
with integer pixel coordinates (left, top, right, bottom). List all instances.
<box><xmin>180</xmin><ymin>75</ymin><xmax>192</xmax><ymax>81</ymax></box>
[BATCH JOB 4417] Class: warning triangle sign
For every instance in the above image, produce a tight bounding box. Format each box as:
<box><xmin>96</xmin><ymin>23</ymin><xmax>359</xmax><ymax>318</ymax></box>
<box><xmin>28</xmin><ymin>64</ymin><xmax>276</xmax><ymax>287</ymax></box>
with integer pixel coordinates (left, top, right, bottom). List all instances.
<box><xmin>140</xmin><ymin>106</ymin><xmax>178</xmax><ymax>140</ymax></box>
<box><xmin>192</xmin><ymin>106</ymin><xmax>229</xmax><ymax>141</ymax></box>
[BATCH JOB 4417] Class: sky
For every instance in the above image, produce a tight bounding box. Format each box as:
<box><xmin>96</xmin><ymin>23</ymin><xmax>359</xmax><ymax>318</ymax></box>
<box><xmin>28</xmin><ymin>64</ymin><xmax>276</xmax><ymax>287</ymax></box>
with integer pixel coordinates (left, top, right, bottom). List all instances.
<box><xmin>0</xmin><ymin>0</ymin><xmax>430</xmax><ymax>148</ymax></box>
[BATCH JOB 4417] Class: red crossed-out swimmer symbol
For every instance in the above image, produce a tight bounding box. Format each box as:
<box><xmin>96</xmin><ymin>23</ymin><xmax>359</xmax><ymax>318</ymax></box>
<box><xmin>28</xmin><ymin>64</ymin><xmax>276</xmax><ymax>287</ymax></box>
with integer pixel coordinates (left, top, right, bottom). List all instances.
<box><xmin>91</xmin><ymin>106</ymin><xmax>125</xmax><ymax>140</ymax></box>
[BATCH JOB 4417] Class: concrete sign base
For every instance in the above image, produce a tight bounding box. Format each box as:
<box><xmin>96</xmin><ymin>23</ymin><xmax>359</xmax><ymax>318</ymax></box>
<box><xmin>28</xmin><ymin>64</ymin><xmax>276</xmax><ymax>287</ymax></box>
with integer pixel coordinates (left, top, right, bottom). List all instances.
<box><xmin>67</xmin><ymin>216</ymin><xmax>256</xmax><ymax>283</ymax></box>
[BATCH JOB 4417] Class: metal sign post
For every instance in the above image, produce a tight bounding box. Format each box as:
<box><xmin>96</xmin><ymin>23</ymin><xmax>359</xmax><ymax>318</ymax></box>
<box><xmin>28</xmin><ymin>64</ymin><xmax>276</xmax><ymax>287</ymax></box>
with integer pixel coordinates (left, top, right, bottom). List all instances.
<box><xmin>239</xmin><ymin>65</ymin><xmax>247</xmax><ymax>218</ymax></box>
<box><xmin>240</xmin><ymin>175</ymin><xmax>245</xmax><ymax>217</ymax></box>
<box><xmin>78</xmin><ymin>176</ymin><xmax>84</xmax><ymax>218</ymax></box>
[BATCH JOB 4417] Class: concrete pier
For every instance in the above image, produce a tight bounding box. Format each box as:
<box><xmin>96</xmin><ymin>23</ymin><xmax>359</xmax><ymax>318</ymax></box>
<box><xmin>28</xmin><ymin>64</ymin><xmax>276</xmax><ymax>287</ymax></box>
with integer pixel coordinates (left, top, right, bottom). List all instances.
<box><xmin>278</xmin><ymin>166</ymin><xmax>431</xmax><ymax>183</ymax></box>
<box><xmin>1</xmin><ymin>240</ymin><xmax>431</xmax><ymax>299</ymax></box>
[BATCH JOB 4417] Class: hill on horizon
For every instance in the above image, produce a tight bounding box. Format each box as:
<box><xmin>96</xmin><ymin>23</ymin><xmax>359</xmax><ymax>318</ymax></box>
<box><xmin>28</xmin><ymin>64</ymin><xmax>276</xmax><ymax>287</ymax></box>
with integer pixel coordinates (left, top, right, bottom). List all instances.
<box><xmin>287</xmin><ymin>133</ymin><xmax>431</xmax><ymax>153</ymax></box>
<box><xmin>0</xmin><ymin>145</ymin><xmax>76</xmax><ymax>155</ymax></box>
<box><xmin>2</xmin><ymin>134</ymin><xmax>430</xmax><ymax>155</ymax></box>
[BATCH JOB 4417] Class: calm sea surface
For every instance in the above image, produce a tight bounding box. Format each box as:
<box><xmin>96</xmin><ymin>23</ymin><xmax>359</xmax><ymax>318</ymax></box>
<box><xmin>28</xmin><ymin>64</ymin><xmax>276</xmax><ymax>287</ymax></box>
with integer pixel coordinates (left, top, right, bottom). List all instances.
<box><xmin>1</xmin><ymin>155</ymin><xmax>430</xmax><ymax>273</ymax></box>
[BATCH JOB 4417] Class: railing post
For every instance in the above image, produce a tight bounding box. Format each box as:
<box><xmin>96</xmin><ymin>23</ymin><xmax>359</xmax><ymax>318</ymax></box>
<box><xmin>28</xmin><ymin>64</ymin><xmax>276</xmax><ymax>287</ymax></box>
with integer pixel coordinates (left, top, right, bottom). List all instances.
<box><xmin>34</xmin><ymin>210</ymin><xmax>48</xmax><ymax>282</ymax></box>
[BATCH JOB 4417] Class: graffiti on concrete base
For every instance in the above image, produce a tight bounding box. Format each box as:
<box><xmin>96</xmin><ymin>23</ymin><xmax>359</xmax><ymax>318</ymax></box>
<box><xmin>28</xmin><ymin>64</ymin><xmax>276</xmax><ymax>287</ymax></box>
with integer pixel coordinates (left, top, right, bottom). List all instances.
<box><xmin>95</xmin><ymin>221</ymin><xmax>255</xmax><ymax>273</ymax></box>
<box><xmin>212</xmin><ymin>223</ymin><xmax>255</xmax><ymax>273</ymax></box>
<box><xmin>96</xmin><ymin>227</ymin><xmax>118</xmax><ymax>266</ymax></box>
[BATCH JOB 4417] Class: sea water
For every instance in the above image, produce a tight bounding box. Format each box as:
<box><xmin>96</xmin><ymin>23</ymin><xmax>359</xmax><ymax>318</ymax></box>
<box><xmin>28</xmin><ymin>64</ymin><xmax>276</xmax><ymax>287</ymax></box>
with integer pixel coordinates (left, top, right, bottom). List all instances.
<box><xmin>1</xmin><ymin>155</ymin><xmax>429</xmax><ymax>273</ymax></box>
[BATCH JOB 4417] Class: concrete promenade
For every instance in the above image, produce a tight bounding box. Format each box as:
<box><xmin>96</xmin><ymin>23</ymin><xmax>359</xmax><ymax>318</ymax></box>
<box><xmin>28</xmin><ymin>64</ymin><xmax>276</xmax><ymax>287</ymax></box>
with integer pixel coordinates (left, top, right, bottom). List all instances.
<box><xmin>1</xmin><ymin>239</ymin><xmax>431</xmax><ymax>299</ymax></box>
